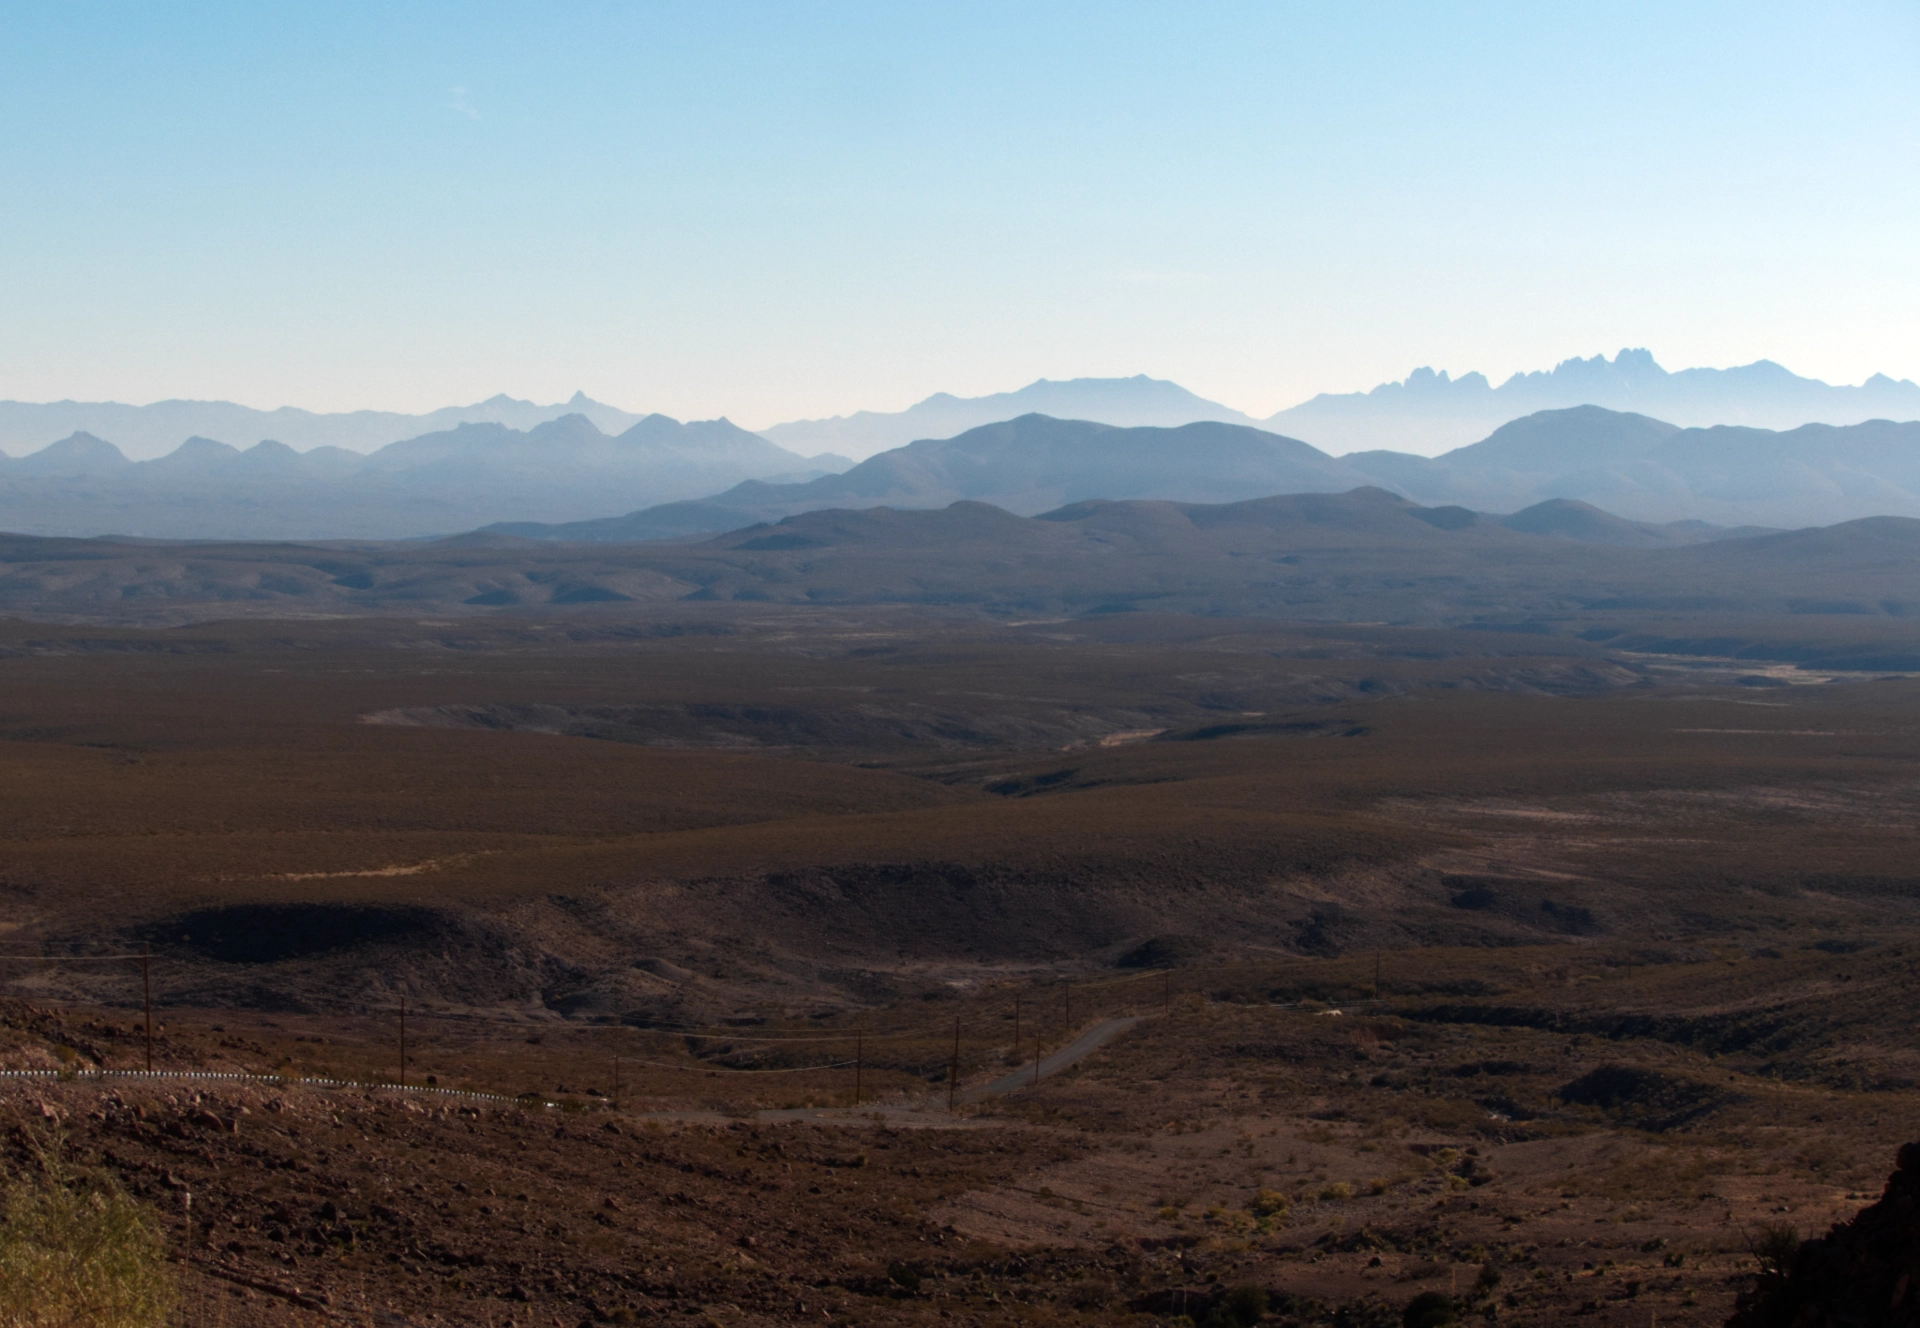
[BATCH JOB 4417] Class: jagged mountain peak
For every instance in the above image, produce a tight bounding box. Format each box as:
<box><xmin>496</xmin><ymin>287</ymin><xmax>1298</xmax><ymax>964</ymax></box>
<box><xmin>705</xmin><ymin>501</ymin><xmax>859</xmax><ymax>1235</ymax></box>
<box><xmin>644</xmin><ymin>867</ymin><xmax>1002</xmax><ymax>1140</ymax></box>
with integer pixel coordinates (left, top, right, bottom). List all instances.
<box><xmin>1272</xmin><ymin>350</ymin><xmax>1920</xmax><ymax>456</ymax></box>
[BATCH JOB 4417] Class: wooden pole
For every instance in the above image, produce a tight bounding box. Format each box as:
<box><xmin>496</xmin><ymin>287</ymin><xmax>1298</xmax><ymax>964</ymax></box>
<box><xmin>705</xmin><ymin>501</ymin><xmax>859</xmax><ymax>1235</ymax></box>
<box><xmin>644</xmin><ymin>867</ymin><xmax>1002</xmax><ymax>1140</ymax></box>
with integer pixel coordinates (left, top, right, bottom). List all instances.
<box><xmin>854</xmin><ymin>1034</ymin><xmax>862</xmax><ymax>1107</ymax></box>
<box><xmin>947</xmin><ymin>1016</ymin><xmax>959</xmax><ymax>1112</ymax></box>
<box><xmin>142</xmin><ymin>943</ymin><xmax>154</xmax><ymax>1073</ymax></box>
<box><xmin>398</xmin><ymin>996</ymin><xmax>407</xmax><ymax>1088</ymax></box>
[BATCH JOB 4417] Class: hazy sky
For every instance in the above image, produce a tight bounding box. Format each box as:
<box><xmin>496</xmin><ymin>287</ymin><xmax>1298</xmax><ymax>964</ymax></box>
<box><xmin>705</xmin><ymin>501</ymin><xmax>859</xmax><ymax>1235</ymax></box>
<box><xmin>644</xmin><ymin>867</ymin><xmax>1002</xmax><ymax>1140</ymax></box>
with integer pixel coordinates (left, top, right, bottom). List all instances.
<box><xmin>2</xmin><ymin>2</ymin><xmax>1915</xmax><ymax>427</ymax></box>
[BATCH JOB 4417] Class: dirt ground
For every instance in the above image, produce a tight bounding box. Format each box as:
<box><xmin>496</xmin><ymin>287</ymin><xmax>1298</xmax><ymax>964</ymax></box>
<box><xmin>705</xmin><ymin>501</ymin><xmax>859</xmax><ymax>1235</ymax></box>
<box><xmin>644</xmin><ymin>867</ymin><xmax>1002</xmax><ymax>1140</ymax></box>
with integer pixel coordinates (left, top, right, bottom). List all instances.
<box><xmin>6</xmin><ymin>933</ymin><xmax>1917</xmax><ymax>1327</ymax></box>
<box><xmin>5</xmin><ymin>609</ymin><xmax>1920</xmax><ymax>1326</ymax></box>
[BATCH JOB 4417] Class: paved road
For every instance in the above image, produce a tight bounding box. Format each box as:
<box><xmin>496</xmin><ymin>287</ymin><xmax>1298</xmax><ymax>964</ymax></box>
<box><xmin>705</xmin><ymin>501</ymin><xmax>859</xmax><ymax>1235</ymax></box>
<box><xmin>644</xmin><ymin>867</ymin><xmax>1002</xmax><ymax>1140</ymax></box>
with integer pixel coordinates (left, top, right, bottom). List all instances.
<box><xmin>962</xmin><ymin>1015</ymin><xmax>1143</xmax><ymax>1103</ymax></box>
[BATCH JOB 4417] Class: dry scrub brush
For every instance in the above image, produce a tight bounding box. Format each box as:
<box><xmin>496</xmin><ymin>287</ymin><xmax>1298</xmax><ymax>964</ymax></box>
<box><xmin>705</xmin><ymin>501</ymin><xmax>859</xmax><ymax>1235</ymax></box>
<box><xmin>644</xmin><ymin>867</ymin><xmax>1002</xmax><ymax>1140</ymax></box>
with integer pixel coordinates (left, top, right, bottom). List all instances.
<box><xmin>0</xmin><ymin>1133</ymin><xmax>176</xmax><ymax>1328</ymax></box>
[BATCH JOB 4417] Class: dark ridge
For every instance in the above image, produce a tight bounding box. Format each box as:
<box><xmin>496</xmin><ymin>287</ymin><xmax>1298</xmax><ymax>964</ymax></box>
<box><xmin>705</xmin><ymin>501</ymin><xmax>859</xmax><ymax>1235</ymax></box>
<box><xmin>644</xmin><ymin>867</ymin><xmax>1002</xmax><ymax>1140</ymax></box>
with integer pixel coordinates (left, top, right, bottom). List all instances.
<box><xmin>1115</xmin><ymin>935</ymin><xmax>1212</xmax><ymax>969</ymax></box>
<box><xmin>138</xmin><ymin>904</ymin><xmax>449</xmax><ymax>965</ymax></box>
<box><xmin>1556</xmin><ymin>1064</ymin><xmax>1730</xmax><ymax>1131</ymax></box>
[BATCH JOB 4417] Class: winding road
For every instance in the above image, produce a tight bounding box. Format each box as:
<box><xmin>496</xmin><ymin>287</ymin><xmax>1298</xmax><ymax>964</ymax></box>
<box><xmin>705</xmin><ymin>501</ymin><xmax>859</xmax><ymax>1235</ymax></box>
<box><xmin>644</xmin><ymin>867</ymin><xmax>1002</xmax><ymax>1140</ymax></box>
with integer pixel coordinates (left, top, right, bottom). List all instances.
<box><xmin>963</xmin><ymin>1015</ymin><xmax>1144</xmax><ymax>1103</ymax></box>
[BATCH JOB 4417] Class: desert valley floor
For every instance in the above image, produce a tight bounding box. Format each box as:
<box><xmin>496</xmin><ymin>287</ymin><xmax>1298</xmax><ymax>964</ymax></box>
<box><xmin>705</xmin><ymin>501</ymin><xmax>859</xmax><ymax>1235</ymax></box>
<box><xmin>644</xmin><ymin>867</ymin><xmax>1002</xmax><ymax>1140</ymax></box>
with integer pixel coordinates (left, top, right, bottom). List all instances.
<box><xmin>3</xmin><ymin>603</ymin><xmax>1920</xmax><ymax>1326</ymax></box>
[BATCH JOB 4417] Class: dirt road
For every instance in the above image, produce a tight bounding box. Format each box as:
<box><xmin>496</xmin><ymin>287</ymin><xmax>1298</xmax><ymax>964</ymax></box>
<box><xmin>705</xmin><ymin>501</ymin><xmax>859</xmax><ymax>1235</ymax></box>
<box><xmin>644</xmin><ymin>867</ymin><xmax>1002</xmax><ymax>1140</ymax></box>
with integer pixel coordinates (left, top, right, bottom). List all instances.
<box><xmin>963</xmin><ymin>1015</ymin><xmax>1144</xmax><ymax>1103</ymax></box>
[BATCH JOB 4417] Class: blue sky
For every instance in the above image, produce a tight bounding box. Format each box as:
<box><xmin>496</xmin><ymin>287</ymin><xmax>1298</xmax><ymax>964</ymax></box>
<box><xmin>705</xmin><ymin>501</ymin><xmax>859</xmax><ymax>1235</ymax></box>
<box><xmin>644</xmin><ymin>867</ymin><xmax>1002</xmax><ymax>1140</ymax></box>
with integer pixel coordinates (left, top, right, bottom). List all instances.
<box><xmin>2</xmin><ymin>2</ymin><xmax>1915</xmax><ymax>425</ymax></box>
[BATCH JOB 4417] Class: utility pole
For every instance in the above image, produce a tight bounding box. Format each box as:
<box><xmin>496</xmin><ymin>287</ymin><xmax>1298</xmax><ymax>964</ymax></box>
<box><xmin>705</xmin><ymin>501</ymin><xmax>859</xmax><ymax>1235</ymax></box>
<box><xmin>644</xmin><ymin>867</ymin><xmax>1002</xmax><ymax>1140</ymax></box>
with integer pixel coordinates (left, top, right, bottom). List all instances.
<box><xmin>141</xmin><ymin>943</ymin><xmax>154</xmax><ymax>1073</ymax></box>
<box><xmin>398</xmin><ymin>996</ymin><xmax>407</xmax><ymax>1088</ymax></box>
<box><xmin>947</xmin><ymin>1016</ymin><xmax>960</xmax><ymax>1112</ymax></box>
<box><xmin>854</xmin><ymin>1034</ymin><xmax>862</xmax><ymax>1107</ymax></box>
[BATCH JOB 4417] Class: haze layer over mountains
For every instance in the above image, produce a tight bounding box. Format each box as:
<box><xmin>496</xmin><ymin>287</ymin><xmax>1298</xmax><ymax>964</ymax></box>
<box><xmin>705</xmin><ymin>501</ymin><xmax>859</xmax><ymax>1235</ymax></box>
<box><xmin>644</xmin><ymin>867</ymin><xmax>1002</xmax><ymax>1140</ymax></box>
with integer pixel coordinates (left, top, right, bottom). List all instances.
<box><xmin>491</xmin><ymin>410</ymin><xmax>1920</xmax><ymax>543</ymax></box>
<box><xmin>1</xmin><ymin>349</ymin><xmax>1916</xmax><ymax>540</ymax></box>
<box><xmin>0</xmin><ymin>414</ymin><xmax>840</xmax><ymax>540</ymax></box>
<box><xmin>0</xmin><ymin>390</ymin><xmax>661</xmax><ymax>461</ymax></box>
<box><xmin>762</xmin><ymin>350</ymin><xmax>1920</xmax><ymax>459</ymax></box>
<box><xmin>1267</xmin><ymin>348</ymin><xmax>1920</xmax><ymax>456</ymax></box>
<box><xmin>8</xmin><ymin>349</ymin><xmax>1913</xmax><ymax>463</ymax></box>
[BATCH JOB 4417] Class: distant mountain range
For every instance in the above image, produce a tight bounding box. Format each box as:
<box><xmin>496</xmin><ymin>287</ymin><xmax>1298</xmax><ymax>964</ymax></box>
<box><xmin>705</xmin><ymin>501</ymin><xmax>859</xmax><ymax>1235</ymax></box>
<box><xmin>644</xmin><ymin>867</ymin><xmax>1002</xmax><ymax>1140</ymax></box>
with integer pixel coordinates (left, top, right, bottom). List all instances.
<box><xmin>489</xmin><ymin>408</ymin><xmax>1920</xmax><ymax>543</ymax></box>
<box><xmin>3</xmin><ymin>353</ymin><xmax>1904</xmax><ymax>472</ymax></box>
<box><xmin>757</xmin><ymin>351</ymin><xmax>1920</xmax><ymax>459</ymax></box>
<box><xmin>0</xmin><ymin>374</ymin><xmax>1264</xmax><ymax>464</ymax></box>
<box><xmin>0</xmin><ymin>390</ymin><xmax>668</xmax><ymax>461</ymax></box>
<box><xmin>0</xmin><ymin>414</ymin><xmax>835</xmax><ymax>540</ymax></box>
<box><xmin>1345</xmin><ymin>407</ymin><xmax>1920</xmax><ymax>529</ymax></box>
<box><xmin>492</xmin><ymin>416</ymin><xmax>1362</xmax><ymax>542</ymax></box>
<box><xmin>14</xmin><ymin>349</ymin><xmax>1907</xmax><ymax>467</ymax></box>
<box><xmin>9</xmin><ymin>403</ymin><xmax>1920</xmax><ymax>542</ymax></box>
<box><xmin>757</xmin><ymin>375</ymin><xmax>1261</xmax><ymax>458</ymax></box>
<box><xmin>2</xmin><ymin>351</ymin><xmax>1917</xmax><ymax>539</ymax></box>
<box><xmin>1266</xmin><ymin>349</ymin><xmax>1920</xmax><ymax>456</ymax></box>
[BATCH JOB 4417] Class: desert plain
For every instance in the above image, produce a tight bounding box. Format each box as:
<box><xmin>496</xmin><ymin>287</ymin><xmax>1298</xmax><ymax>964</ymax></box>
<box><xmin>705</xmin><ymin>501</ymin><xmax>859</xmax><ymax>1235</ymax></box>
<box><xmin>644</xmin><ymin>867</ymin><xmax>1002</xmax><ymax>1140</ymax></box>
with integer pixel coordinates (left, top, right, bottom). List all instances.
<box><xmin>3</xmin><ymin>600</ymin><xmax>1919</xmax><ymax>1326</ymax></box>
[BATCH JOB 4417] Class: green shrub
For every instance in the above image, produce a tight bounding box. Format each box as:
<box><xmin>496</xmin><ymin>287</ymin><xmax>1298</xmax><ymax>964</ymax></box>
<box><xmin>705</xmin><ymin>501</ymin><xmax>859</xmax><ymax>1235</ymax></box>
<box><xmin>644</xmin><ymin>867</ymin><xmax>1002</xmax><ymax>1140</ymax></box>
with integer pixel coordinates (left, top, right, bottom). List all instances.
<box><xmin>1206</xmin><ymin>1284</ymin><xmax>1268</xmax><ymax>1327</ymax></box>
<box><xmin>0</xmin><ymin>1156</ymin><xmax>177</xmax><ymax>1328</ymax></box>
<box><xmin>1402</xmin><ymin>1291</ymin><xmax>1458</xmax><ymax>1328</ymax></box>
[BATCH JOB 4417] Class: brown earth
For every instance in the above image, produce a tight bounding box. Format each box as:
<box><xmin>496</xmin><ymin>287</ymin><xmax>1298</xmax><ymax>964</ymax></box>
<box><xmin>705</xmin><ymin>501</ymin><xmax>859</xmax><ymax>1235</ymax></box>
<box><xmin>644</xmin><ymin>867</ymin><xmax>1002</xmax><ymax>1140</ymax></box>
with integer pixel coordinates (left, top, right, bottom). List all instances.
<box><xmin>3</xmin><ymin>604</ymin><xmax>1920</xmax><ymax>1325</ymax></box>
<box><xmin>6</xmin><ymin>929</ymin><xmax>1919</xmax><ymax>1327</ymax></box>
